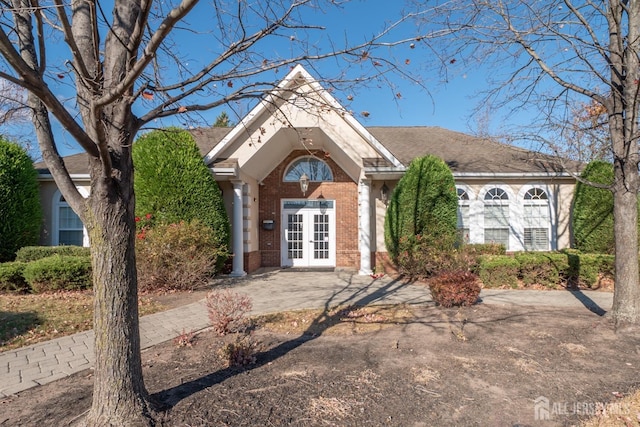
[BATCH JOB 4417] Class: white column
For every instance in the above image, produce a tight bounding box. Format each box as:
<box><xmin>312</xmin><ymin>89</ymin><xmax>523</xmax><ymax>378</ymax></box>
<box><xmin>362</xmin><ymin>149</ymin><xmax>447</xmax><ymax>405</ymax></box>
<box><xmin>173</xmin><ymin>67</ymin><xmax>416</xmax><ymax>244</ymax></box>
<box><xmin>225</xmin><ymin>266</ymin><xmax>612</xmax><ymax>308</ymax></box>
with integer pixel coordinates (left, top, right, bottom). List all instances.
<box><xmin>231</xmin><ymin>180</ymin><xmax>246</xmax><ymax>277</ymax></box>
<box><xmin>359</xmin><ymin>178</ymin><xmax>372</xmax><ymax>275</ymax></box>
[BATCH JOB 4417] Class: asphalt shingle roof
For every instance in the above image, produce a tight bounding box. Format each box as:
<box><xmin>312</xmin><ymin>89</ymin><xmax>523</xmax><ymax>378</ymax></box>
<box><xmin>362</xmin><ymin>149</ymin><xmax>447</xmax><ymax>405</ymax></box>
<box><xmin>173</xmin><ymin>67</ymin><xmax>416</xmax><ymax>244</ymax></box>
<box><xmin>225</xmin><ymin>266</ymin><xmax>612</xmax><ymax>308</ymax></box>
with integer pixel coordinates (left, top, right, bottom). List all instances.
<box><xmin>35</xmin><ymin>126</ymin><xmax>577</xmax><ymax>176</ymax></box>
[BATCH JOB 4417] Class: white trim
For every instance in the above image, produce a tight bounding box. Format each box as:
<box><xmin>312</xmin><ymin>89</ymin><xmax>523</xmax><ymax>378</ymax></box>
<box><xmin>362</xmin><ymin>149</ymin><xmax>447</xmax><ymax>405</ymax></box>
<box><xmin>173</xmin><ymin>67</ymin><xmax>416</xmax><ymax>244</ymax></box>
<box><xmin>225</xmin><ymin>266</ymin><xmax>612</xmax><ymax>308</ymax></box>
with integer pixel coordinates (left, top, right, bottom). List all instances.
<box><xmin>358</xmin><ymin>178</ymin><xmax>372</xmax><ymax>275</ymax></box>
<box><xmin>454</xmin><ymin>172</ymin><xmax>573</xmax><ymax>178</ymax></box>
<box><xmin>203</xmin><ymin>64</ymin><xmax>403</xmax><ymax>170</ymax></box>
<box><xmin>283</xmin><ymin>156</ymin><xmax>334</xmax><ymax>182</ymax></box>
<box><xmin>230</xmin><ymin>180</ymin><xmax>246</xmax><ymax>277</ymax></box>
<box><xmin>455</xmin><ymin>184</ymin><xmax>476</xmax><ymax>201</ymax></box>
<box><xmin>281</xmin><ymin>198</ymin><xmax>336</xmax><ymax>268</ymax></box>
<box><xmin>479</xmin><ymin>183</ymin><xmax>516</xmax><ymax>250</ymax></box>
<box><xmin>517</xmin><ymin>183</ymin><xmax>557</xmax><ymax>251</ymax></box>
<box><xmin>51</xmin><ymin>188</ymin><xmax>89</xmax><ymax>247</ymax></box>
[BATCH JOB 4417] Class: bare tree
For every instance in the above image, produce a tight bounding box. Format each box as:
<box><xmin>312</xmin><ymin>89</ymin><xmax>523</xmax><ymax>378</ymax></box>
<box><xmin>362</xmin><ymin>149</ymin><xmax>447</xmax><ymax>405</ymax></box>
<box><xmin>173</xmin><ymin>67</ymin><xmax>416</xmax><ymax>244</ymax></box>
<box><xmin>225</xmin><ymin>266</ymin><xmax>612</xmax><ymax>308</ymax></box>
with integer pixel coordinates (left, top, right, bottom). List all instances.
<box><xmin>0</xmin><ymin>1</ymin><xmax>422</xmax><ymax>424</ymax></box>
<box><xmin>560</xmin><ymin>100</ymin><xmax>611</xmax><ymax>162</ymax></box>
<box><xmin>414</xmin><ymin>0</ymin><xmax>640</xmax><ymax>329</ymax></box>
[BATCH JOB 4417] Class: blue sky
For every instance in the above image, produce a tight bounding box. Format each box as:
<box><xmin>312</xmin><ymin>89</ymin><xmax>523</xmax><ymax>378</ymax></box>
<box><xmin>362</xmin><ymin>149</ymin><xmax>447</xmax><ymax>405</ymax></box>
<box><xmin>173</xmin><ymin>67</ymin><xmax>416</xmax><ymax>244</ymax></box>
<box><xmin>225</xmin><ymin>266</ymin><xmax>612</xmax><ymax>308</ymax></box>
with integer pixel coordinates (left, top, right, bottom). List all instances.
<box><xmin>6</xmin><ymin>1</ymin><xmax>531</xmax><ymax>158</ymax></box>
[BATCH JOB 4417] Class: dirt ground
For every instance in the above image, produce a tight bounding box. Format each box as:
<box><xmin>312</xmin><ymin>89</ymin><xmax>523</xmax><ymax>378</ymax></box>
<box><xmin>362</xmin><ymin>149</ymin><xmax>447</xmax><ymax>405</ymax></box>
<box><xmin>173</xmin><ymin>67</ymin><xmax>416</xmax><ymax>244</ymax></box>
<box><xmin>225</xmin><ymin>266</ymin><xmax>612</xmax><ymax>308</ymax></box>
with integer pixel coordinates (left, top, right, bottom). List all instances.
<box><xmin>1</xmin><ymin>300</ymin><xmax>639</xmax><ymax>427</ymax></box>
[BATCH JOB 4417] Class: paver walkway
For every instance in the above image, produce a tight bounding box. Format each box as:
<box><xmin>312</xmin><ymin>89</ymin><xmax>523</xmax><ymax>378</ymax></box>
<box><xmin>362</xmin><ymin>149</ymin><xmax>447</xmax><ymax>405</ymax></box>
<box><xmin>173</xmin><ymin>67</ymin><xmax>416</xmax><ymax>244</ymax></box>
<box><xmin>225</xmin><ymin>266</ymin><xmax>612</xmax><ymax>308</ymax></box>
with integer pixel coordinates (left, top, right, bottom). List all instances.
<box><xmin>0</xmin><ymin>269</ymin><xmax>613</xmax><ymax>397</ymax></box>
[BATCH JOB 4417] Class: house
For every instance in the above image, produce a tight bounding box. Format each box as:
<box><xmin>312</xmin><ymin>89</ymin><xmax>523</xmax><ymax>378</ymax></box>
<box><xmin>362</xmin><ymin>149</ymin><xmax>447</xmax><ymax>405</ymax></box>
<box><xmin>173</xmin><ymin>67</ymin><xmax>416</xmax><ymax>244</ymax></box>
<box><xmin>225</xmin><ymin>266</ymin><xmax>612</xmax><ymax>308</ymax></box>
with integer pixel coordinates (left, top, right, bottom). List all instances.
<box><xmin>36</xmin><ymin>65</ymin><xmax>579</xmax><ymax>276</ymax></box>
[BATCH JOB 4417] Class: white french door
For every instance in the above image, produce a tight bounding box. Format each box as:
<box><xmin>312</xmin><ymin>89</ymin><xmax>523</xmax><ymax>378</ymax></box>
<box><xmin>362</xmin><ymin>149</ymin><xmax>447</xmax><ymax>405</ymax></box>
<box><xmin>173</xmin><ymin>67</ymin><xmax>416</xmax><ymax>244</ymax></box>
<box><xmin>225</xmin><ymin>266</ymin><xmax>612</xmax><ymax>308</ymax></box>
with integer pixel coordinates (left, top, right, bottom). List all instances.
<box><xmin>281</xmin><ymin>200</ymin><xmax>336</xmax><ymax>268</ymax></box>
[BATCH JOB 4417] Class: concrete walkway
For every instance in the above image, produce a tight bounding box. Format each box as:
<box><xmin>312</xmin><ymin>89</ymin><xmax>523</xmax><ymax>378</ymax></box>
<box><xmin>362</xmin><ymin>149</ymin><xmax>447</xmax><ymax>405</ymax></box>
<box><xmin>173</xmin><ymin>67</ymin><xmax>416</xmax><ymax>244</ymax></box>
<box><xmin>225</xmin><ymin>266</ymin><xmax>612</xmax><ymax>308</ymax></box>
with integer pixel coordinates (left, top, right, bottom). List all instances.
<box><xmin>0</xmin><ymin>269</ymin><xmax>613</xmax><ymax>397</ymax></box>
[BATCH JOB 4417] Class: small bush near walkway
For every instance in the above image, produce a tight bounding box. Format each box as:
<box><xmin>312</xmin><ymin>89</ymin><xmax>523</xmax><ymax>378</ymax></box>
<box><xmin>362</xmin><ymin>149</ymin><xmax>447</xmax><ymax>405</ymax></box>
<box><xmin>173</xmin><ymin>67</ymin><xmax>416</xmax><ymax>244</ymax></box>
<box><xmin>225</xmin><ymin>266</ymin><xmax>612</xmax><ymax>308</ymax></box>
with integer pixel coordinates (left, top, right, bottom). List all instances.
<box><xmin>477</xmin><ymin>255</ymin><xmax>520</xmax><ymax>289</ymax></box>
<box><xmin>16</xmin><ymin>246</ymin><xmax>90</xmax><ymax>262</ymax></box>
<box><xmin>205</xmin><ymin>289</ymin><xmax>253</xmax><ymax>335</ymax></box>
<box><xmin>22</xmin><ymin>255</ymin><xmax>92</xmax><ymax>293</ymax></box>
<box><xmin>136</xmin><ymin>220</ymin><xmax>228</xmax><ymax>292</ymax></box>
<box><xmin>429</xmin><ymin>270</ymin><xmax>481</xmax><ymax>307</ymax></box>
<box><xmin>0</xmin><ymin>261</ymin><xmax>28</xmax><ymax>292</ymax></box>
<box><xmin>514</xmin><ymin>252</ymin><xmax>569</xmax><ymax>288</ymax></box>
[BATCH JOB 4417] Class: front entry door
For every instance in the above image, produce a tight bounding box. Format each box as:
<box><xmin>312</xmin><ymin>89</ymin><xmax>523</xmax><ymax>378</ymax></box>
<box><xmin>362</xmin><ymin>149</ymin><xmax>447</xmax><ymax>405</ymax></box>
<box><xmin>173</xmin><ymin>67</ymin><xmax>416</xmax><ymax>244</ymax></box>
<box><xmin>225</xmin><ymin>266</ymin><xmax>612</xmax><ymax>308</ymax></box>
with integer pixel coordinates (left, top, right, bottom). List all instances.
<box><xmin>281</xmin><ymin>200</ymin><xmax>336</xmax><ymax>268</ymax></box>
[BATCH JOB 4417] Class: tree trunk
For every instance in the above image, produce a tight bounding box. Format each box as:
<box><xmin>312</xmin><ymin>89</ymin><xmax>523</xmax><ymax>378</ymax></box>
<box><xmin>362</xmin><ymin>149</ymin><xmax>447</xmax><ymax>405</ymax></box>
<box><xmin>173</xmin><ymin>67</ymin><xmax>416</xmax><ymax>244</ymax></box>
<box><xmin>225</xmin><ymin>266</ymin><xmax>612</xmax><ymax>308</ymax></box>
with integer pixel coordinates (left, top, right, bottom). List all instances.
<box><xmin>611</xmin><ymin>169</ymin><xmax>640</xmax><ymax>329</ymax></box>
<box><xmin>84</xmin><ymin>154</ymin><xmax>155</xmax><ymax>425</ymax></box>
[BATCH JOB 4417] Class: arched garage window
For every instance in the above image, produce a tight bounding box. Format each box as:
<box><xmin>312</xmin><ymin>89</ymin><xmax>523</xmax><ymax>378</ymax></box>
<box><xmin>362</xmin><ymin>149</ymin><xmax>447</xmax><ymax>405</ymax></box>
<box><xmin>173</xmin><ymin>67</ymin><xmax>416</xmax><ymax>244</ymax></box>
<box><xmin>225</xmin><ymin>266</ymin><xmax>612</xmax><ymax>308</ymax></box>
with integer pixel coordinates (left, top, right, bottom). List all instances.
<box><xmin>523</xmin><ymin>187</ymin><xmax>550</xmax><ymax>251</ymax></box>
<box><xmin>284</xmin><ymin>157</ymin><xmax>333</xmax><ymax>182</ymax></box>
<box><xmin>52</xmin><ymin>189</ymin><xmax>89</xmax><ymax>246</ymax></box>
<box><xmin>484</xmin><ymin>187</ymin><xmax>510</xmax><ymax>249</ymax></box>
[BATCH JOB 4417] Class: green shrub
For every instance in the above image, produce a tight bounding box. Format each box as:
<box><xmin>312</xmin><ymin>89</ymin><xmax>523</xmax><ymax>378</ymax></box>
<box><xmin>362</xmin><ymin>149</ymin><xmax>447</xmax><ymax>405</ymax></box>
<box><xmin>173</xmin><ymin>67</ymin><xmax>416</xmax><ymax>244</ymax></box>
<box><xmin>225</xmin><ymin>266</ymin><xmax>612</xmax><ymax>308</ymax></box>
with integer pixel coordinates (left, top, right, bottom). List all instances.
<box><xmin>571</xmin><ymin>161</ymin><xmax>631</xmax><ymax>254</ymax></box>
<box><xmin>23</xmin><ymin>255</ymin><xmax>92</xmax><ymax>293</ymax></box>
<box><xmin>514</xmin><ymin>252</ymin><xmax>569</xmax><ymax>288</ymax></box>
<box><xmin>0</xmin><ymin>139</ymin><xmax>42</xmax><ymax>262</ymax></box>
<box><xmin>477</xmin><ymin>255</ymin><xmax>520</xmax><ymax>288</ymax></box>
<box><xmin>133</xmin><ymin>128</ymin><xmax>230</xmax><ymax>269</ymax></box>
<box><xmin>384</xmin><ymin>155</ymin><xmax>458</xmax><ymax>277</ymax></box>
<box><xmin>15</xmin><ymin>246</ymin><xmax>90</xmax><ymax>262</ymax></box>
<box><xmin>461</xmin><ymin>243</ymin><xmax>506</xmax><ymax>257</ymax></box>
<box><xmin>428</xmin><ymin>270</ymin><xmax>481</xmax><ymax>308</ymax></box>
<box><xmin>0</xmin><ymin>261</ymin><xmax>28</xmax><ymax>292</ymax></box>
<box><xmin>395</xmin><ymin>233</ymin><xmax>462</xmax><ymax>279</ymax></box>
<box><xmin>565</xmin><ymin>252</ymin><xmax>614</xmax><ymax>288</ymax></box>
<box><xmin>136</xmin><ymin>220</ymin><xmax>227</xmax><ymax>292</ymax></box>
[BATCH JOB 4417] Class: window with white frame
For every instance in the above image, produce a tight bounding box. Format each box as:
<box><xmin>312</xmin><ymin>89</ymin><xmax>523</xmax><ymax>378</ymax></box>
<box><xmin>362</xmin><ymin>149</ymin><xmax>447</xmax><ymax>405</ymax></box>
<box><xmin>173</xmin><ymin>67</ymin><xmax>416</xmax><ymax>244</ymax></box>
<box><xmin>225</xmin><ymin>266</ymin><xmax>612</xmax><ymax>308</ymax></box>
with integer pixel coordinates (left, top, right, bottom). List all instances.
<box><xmin>53</xmin><ymin>191</ymin><xmax>87</xmax><ymax>246</ymax></box>
<box><xmin>283</xmin><ymin>157</ymin><xmax>333</xmax><ymax>182</ymax></box>
<box><xmin>523</xmin><ymin>187</ymin><xmax>550</xmax><ymax>251</ymax></box>
<box><xmin>457</xmin><ymin>187</ymin><xmax>470</xmax><ymax>244</ymax></box>
<box><xmin>484</xmin><ymin>187</ymin><xmax>509</xmax><ymax>249</ymax></box>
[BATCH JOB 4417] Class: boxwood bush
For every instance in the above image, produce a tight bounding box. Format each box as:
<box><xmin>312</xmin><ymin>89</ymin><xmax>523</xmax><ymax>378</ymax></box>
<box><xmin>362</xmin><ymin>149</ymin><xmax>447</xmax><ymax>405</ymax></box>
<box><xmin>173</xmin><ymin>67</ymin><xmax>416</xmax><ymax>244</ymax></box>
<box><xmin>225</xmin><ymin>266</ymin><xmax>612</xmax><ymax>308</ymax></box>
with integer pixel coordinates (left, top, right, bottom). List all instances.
<box><xmin>564</xmin><ymin>251</ymin><xmax>614</xmax><ymax>288</ymax></box>
<box><xmin>514</xmin><ymin>252</ymin><xmax>570</xmax><ymax>288</ymax></box>
<box><xmin>477</xmin><ymin>255</ymin><xmax>520</xmax><ymax>288</ymax></box>
<box><xmin>22</xmin><ymin>255</ymin><xmax>92</xmax><ymax>293</ymax></box>
<box><xmin>16</xmin><ymin>246</ymin><xmax>91</xmax><ymax>262</ymax></box>
<box><xmin>0</xmin><ymin>261</ymin><xmax>28</xmax><ymax>292</ymax></box>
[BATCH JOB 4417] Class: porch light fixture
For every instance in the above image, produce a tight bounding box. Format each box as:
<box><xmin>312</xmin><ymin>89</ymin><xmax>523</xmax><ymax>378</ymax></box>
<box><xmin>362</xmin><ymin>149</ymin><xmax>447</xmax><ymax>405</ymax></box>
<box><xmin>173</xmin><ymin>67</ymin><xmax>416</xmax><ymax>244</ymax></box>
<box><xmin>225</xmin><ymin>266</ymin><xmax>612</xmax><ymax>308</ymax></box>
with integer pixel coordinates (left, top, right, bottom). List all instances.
<box><xmin>299</xmin><ymin>172</ymin><xmax>310</xmax><ymax>196</ymax></box>
<box><xmin>380</xmin><ymin>182</ymin><xmax>389</xmax><ymax>205</ymax></box>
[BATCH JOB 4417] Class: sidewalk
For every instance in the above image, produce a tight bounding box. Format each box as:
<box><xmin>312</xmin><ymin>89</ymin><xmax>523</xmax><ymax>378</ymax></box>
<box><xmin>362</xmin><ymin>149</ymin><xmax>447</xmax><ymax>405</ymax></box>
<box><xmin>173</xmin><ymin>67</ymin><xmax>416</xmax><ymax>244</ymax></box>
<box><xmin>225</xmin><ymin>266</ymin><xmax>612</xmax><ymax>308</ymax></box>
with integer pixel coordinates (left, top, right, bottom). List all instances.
<box><xmin>0</xmin><ymin>270</ymin><xmax>613</xmax><ymax>397</ymax></box>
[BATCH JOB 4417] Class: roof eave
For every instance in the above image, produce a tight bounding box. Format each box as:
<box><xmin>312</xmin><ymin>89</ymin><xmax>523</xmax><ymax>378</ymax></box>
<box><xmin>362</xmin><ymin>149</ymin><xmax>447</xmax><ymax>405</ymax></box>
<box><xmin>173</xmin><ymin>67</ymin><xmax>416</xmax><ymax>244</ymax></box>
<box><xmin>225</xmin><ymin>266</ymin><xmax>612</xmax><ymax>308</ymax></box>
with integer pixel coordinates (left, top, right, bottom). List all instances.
<box><xmin>452</xmin><ymin>172</ymin><xmax>575</xmax><ymax>179</ymax></box>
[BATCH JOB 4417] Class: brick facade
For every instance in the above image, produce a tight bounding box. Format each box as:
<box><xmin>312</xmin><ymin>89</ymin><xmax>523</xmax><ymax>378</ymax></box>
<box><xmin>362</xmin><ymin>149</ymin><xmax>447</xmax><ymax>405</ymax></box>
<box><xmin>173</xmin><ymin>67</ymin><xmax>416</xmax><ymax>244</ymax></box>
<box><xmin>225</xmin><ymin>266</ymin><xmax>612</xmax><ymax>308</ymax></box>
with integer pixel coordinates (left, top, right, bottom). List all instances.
<box><xmin>258</xmin><ymin>150</ymin><xmax>360</xmax><ymax>269</ymax></box>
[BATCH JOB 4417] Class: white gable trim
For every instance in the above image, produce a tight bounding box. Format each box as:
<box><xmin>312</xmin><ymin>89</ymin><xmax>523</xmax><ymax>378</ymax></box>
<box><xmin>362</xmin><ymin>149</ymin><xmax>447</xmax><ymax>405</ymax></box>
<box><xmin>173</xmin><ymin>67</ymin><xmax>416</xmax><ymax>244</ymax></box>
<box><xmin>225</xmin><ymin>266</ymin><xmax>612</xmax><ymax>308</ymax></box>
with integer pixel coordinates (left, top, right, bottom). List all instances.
<box><xmin>203</xmin><ymin>64</ymin><xmax>403</xmax><ymax>169</ymax></box>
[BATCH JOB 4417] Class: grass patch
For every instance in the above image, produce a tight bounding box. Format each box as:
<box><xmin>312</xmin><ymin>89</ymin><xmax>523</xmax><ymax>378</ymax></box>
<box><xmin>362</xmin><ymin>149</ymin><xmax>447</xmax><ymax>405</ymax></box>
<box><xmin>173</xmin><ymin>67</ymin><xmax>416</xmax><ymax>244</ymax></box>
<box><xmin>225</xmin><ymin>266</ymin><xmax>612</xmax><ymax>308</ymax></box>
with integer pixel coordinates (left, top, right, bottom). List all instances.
<box><xmin>581</xmin><ymin>388</ymin><xmax>640</xmax><ymax>426</ymax></box>
<box><xmin>0</xmin><ymin>291</ymin><xmax>164</xmax><ymax>352</ymax></box>
<box><xmin>254</xmin><ymin>304</ymin><xmax>415</xmax><ymax>336</ymax></box>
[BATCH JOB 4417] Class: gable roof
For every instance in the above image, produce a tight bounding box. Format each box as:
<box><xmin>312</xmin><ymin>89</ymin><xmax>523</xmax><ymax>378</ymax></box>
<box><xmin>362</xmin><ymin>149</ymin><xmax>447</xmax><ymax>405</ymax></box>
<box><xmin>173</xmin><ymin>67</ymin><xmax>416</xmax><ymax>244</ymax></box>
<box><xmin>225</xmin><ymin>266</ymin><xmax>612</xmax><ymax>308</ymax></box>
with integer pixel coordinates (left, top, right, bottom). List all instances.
<box><xmin>202</xmin><ymin>65</ymin><xmax>402</xmax><ymax>172</ymax></box>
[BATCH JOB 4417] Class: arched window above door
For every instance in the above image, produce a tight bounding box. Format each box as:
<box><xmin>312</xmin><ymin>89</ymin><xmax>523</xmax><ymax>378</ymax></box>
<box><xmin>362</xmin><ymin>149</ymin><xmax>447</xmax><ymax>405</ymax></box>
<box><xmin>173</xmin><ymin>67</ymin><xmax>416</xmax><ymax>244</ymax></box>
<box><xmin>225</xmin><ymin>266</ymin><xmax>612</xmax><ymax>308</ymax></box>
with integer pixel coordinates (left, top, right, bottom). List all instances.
<box><xmin>283</xmin><ymin>157</ymin><xmax>334</xmax><ymax>182</ymax></box>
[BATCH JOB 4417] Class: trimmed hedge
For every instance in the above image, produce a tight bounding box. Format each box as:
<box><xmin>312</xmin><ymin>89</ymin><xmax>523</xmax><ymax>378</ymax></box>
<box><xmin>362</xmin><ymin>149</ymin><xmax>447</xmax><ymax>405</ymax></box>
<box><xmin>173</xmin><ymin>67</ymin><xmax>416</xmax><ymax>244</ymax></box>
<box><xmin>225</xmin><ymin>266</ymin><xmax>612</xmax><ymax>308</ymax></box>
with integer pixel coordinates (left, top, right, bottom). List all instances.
<box><xmin>0</xmin><ymin>261</ymin><xmax>28</xmax><ymax>292</ymax></box>
<box><xmin>22</xmin><ymin>255</ymin><xmax>92</xmax><ymax>293</ymax></box>
<box><xmin>565</xmin><ymin>252</ymin><xmax>614</xmax><ymax>288</ymax></box>
<box><xmin>477</xmin><ymin>255</ymin><xmax>520</xmax><ymax>289</ymax></box>
<box><xmin>476</xmin><ymin>251</ymin><xmax>615</xmax><ymax>289</ymax></box>
<box><xmin>460</xmin><ymin>243</ymin><xmax>506</xmax><ymax>257</ymax></box>
<box><xmin>15</xmin><ymin>246</ymin><xmax>91</xmax><ymax>262</ymax></box>
<box><xmin>514</xmin><ymin>252</ymin><xmax>569</xmax><ymax>288</ymax></box>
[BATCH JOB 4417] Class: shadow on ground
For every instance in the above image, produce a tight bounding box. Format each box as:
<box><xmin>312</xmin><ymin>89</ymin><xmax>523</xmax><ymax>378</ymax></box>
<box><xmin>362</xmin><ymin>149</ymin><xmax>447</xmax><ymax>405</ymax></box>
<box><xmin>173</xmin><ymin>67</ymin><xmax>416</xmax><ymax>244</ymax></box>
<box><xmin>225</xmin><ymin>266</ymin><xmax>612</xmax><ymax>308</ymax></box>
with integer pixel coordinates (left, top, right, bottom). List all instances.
<box><xmin>153</xmin><ymin>274</ymin><xmax>540</xmax><ymax>409</ymax></box>
<box><xmin>0</xmin><ymin>311</ymin><xmax>41</xmax><ymax>346</ymax></box>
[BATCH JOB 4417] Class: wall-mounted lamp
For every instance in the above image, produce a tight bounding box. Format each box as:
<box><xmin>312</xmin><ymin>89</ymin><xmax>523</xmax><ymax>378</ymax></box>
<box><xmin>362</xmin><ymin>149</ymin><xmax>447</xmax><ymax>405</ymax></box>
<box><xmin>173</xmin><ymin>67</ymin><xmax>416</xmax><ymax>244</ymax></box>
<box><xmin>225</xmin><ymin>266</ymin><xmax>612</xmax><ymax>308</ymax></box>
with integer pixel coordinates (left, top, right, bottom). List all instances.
<box><xmin>299</xmin><ymin>173</ymin><xmax>309</xmax><ymax>196</ymax></box>
<box><xmin>380</xmin><ymin>182</ymin><xmax>389</xmax><ymax>205</ymax></box>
